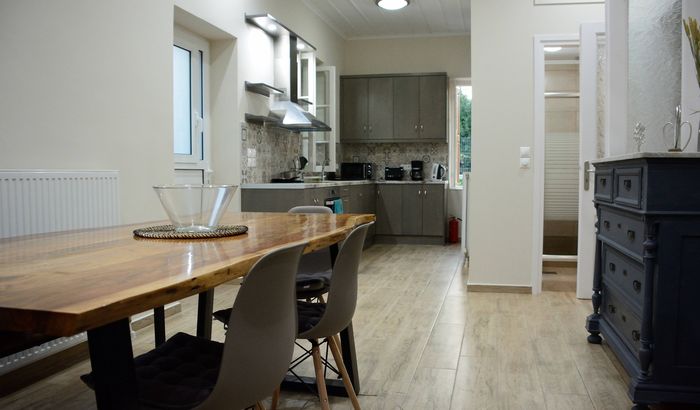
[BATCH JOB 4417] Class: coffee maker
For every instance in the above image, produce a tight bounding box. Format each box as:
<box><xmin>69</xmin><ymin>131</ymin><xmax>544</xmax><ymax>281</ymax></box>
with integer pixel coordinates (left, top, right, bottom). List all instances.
<box><xmin>410</xmin><ymin>160</ymin><xmax>424</xmax><ymax>181</ymax></box>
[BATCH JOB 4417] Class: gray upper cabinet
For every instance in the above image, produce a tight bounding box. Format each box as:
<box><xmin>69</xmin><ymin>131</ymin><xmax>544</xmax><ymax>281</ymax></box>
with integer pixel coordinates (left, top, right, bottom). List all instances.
<box><xmin>340</xmin><ymin>77</ymin><xmax>393</xmax><ymax>142</ymax></box>
<box><xmin>393</xmin><ymin>77</ymin><xmax>421</xmax><ymax>140</ymax></box>
<box><xmin>340</xmin><ymin>78</ymin><xmax>368</xmax><ymax>142</ymax></box>
<box><xmin>340</xmin><ymin>73</ymin><xmax>446</xmax><ymax>142</ymax></box>
<box><xmin>419</xmin><ymin>75</ymin><xmax>447</xmax><ymax>141</ymax></box>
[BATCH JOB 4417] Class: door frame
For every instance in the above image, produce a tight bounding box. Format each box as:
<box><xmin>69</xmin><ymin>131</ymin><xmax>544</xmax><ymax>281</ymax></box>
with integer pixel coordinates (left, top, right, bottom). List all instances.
<box><xmin>532</xmin><ymin>34</ymin><xmax>579</xmax><ymax>295</ymax></box>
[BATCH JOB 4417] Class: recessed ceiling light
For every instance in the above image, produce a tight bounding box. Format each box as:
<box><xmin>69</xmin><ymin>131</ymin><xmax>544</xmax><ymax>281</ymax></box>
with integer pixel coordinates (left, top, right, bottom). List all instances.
<box><xmin>544</xmin><ymin>46</ymin><xmax>562</xmax><ymax>53</ymax></box>
<box><xmin>376</xmin><ymin>0</ymin><xmax>409</xmax><ymax>11</ymax></box>
<box><xmin>297</xmin><ymin>43</ymin><xmax>306</xmax><ymax>50</ymax></box>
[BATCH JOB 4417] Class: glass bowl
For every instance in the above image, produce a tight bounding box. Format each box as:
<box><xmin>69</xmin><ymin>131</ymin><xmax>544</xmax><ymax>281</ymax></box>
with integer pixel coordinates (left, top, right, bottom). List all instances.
<box><xmin>153</xmin><ymin>185</ymin><xmax>236</xmax><ymax>232</ymax></box>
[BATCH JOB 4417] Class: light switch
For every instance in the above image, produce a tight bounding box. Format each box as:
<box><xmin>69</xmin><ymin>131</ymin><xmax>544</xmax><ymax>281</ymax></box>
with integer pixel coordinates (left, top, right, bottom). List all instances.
<box><xmin>520</xmin><ymin>146</ymin><xmax>531</xmax><ymax>158</ymax></box>
<box><xmin>520</xmin><ymin>158</ymin><xmax>531</xmax><ymax>169</ymax></box>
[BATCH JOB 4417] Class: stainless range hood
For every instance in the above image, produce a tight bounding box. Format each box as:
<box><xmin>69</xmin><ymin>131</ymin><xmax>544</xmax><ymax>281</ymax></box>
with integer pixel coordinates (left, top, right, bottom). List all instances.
<box><xmin>245</xmin><ymin>14</ymin><xmax>331</xmax><ymax>132</ymax></box>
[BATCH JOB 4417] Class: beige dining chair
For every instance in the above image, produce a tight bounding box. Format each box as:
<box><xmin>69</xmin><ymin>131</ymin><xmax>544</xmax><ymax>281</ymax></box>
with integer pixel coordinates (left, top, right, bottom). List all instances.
<box><xmin>82</xmin><ymin>243</ymin><xmax>306</xmax><ymax>410</ymax></box>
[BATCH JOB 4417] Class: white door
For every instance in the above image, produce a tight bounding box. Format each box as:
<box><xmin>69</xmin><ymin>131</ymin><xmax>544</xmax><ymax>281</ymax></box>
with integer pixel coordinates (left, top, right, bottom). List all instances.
<box><xmin>576</xmin><ymin>22</ymin><xmax>606</xmax><ymax>299</ymax></box>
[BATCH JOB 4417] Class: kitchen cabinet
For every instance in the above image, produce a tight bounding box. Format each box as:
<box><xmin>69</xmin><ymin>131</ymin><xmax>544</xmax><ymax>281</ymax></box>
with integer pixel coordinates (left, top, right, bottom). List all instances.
<box><xmin>340</xmin><ymin>77</ymin><xmax>393</xmax><ymax>141</ymax></box>
<box><xmin>241</xmin><ymin>189</ymin><xmax>307</xmax><ymax>212</ymax></box>
<box><xmin>341</xmin><ymin>73</ymin><xmax>447</xmax><ymax>142</ymax></box>
<box><xmin>399</xmin><ymin>184</ymin><xmax>445</xmax><ymax>237</ymax></box>
<box><xmin>376</xmin><ymin>185</ymin><xmax>402</xmax><ymax>235</ymax></box>
<box><xmin>393</xmin><ymin>75</ymin><xmax>447</xmax><ymax>141</ymax></box>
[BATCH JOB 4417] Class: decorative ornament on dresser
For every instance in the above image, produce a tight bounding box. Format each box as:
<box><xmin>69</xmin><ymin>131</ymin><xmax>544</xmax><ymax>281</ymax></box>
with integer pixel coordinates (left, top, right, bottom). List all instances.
<box><xmin>661</xmin><ymin>105</ymin><xmax>692</xmax><ymax>152</ymax></box>
<box><xmin>683</xmin><ymin>17</ymin><xmax>700</xmax><ymax>150</ymax></box>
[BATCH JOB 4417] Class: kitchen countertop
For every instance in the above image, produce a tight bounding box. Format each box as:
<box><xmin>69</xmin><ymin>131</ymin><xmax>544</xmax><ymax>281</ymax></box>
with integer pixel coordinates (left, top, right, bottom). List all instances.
<box><xmin>241</xmin><ymin>180</ymin><xmax>448</xmax><ymax>189</ymax></box>
<box><xmin>592</xmin><ymin>152</ymin><xmax>700</xmax><ymax>164</ymax></box>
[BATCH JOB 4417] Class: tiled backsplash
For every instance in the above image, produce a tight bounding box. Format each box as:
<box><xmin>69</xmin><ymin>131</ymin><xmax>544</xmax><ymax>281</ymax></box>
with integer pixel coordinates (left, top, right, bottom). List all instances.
<box><xmin>341</xmin><ymin>142</ymin><xmax>448</xmax><ymax>180</ymax></box>
<box><xmin>241</xmin><ymin>123</ymin><xmax>301</xmax><ymax>184</ymax></box>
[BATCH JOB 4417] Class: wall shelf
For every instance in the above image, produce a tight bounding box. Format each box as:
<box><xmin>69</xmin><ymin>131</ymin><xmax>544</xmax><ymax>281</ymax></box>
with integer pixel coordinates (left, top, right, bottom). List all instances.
<box><xmin>244</xmin><ymin>81</ymin><xmax>285</xmax><ymax>97</ymax></box>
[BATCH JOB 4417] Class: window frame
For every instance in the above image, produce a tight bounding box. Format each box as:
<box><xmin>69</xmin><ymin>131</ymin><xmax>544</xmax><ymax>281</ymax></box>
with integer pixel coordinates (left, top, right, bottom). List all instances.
<box><xmin>449</xmin><ymin>78</ymin><xmax>471</xmax><ymax>189</ymax></box>
<box><xmin>173</xmin><ymin>25</ymin><xmax>211</xmax><ymax>173</ymax></box>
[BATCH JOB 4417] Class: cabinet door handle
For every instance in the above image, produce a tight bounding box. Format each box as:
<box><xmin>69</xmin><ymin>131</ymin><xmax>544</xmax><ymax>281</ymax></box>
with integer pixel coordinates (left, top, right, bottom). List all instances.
<box><xmin>621</xmin><ymin>314</ymin><xmax>627</xmax><ymax>322</ymax></box>
<box><xmin>632</xmin><ymin>330</ymin><xmax>641</xmax><ymax>341</ymax></box>
<box><xmin>603</xmin><ymin>220</ymin><xmax>610</xmax><ymax>230</ymax></box>
<box><xmin>609</xmin><ymin>262</ymin><xmax>616</xmax><ymax>272</ymax></box>
<box><xmin>600</xmin><ymin>177</ymin><xmax>607</xmax><ymax>187</ymax></box>
<box><xmin>622</xmin><ymin>269</ymin><xmax>628</xmax><ymax>277</ymax></box>
<box><xmin>414</xmin><ymin>125</ymin><xmax>418</xmax><ymax>131</ymax></box>
<box><xmin>627</xmin><ymin>230</ymin><xmax>636</xmax><ymax>241</ymax></box>
<box><xmin>369</xmin><ymin>125</ymin><xmax>373</xmax><ymax>132</ymax></box>
<box><xmin>608</xmin><ymin>304</ymin><xmax>616</xmax><ymax>314</ymax></box>
<box><xmin>418</xmin><ymin>189</ymin><xmax>421</xmax><ymax>196</ymax></box>
<box><xmin>420</xmin><ymin>125</ymin><xmax>424</xmax><ymax>130</ymax></box>
<box><xmin>623</xmin><ymin>179</ymin><xmax>632</xmax><ymax>190</ymax></box>
<box><xmin>633</xmin><ymin>280</ymin><xmax>642</xmax><ymax>293</ymax></box>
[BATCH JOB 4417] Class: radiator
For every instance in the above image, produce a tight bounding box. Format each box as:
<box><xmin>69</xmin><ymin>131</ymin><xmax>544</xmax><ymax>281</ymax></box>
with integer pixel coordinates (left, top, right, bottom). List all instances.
<box><xmin>0</xmin><ymin>169</ymin><xmax>120</xmax><ymax>375</ymax></box>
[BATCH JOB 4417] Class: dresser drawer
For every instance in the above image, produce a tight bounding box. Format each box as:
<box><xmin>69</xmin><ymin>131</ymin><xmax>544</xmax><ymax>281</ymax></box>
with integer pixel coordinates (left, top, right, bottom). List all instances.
<box><xmin>602</xmin><ymin>244</ymin><xmax>645</xmax><ymax>310</ymax></box>
<box><xmin>594</xmin><ymin>168</ymin><xmax>613</xmax><ymax>202</ymax></box>
<box><xmin>598</xmin><ymin>207</ymin><xmax>644</xmax><ymax>257</ymax></box>
<box><xmin>614</xmin><ymin>167</ymin><xmax>643</xmax><ymax>209</ymax></box>
<box><xmin>602</xmin><ymin>284</ymin><xmax>642</xmax><ymax>353</ymax></box>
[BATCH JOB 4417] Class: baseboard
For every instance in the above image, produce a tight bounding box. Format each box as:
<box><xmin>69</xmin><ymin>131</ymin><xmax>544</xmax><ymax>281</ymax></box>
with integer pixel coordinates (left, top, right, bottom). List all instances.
<box><xmin>374</xmin><ymin>235</ymin><xmax>445</xmax><ymax>245</ymax></box>
<box><xmin>130</xmin><ymin>302</ymin><xmax>182</xmax><ymax>331</ymax></box>
<box><xmin>0</xmin><ymin>341</ymin><xmax>89</xmax><ymax>397</ymax></box>
<box><xmin>467</xmin><ymin>284</ymin><xmax>532</xmax><ymax>294</ymax></box>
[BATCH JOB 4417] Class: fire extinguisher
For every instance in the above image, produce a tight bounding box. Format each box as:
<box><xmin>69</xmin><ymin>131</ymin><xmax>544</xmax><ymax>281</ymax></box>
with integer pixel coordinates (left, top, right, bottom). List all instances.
<box><xmin>448</xmin><ymin>217</ymin><xmax>461</xmax><ymax>243</ymax></box>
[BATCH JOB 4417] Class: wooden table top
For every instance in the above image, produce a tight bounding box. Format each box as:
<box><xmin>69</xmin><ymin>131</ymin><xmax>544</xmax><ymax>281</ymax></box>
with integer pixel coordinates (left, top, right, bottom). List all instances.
<box><xmin>0</xmin><ymin>212</ymin><xmax>374</xmax><ymax>336</ymax></box>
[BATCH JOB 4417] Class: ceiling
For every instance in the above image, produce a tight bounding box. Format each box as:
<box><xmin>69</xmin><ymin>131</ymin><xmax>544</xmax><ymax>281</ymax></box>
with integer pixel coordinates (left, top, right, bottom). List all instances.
<box><xmin>301</xmin><ymin>0</ymin><xmax>471</xmax><ymax>40</ymax></box>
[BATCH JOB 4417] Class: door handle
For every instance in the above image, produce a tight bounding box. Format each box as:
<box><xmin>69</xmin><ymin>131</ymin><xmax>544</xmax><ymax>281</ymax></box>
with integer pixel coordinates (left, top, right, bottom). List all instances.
<box><xmin>583</xmin><ymin>160</ymin><xmax>596</xmax><ymax>191</ymax></box>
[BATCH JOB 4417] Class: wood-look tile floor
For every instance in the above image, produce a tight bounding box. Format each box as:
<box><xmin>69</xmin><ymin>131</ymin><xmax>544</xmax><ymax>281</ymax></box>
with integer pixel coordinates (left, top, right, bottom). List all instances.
<box><xmin>0</xmin><ymin>244</ymin><xmax>635</xmax><ymax>410</ymax></box>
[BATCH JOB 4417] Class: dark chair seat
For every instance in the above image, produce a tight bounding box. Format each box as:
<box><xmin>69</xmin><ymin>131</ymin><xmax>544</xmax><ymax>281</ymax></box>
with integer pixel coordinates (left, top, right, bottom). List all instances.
<box><xmin>296</xmin><ymin>269</ymin><xmax>332</xmax><ymax>299</ymax></box>
<box><xmin>82</xmin><ymin>332</ymin><xmax>222</xmax><ymax>410</ymax></box>
<box><xmin>214</xmin><ymin>301</ymin><xmax>326</xmax><ymax>336</ymax></box>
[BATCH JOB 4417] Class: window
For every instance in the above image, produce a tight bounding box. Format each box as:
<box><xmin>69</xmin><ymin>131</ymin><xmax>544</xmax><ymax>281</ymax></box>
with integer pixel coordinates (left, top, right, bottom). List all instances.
<box><xmin>312</xmin><ymin>66</ymin><xmax>336</xmax><ymax>172</ymax></box>
<box><xmin>173</xmin><ymin>26</ymin><xmax>210</xmax><ymax>174</ymax></box>
<box><xmin>450</xmin><ymin>79</ymin><xmax>472</xmax><ymax>187</ymax></box>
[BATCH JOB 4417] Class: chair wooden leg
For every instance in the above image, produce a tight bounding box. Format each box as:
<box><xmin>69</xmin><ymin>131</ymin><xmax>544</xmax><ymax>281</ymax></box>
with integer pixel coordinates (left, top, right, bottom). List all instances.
<box><xmin>311</xmin><ymin>340</ymin><xmax>331</xmax><ymax>410</ymax></box>
<box><xmin>270</xmin><ymin>385</ymin><xmax>280</xmax><ymax>410</ymax></box>
<box><xmin>255</xmin><ymin>401</ymin><xmax>266</xmax><ymax>410</ymax></box>
<box><xmin>328</xmin><ymin>334</ymin><xmax>361</xmax><ymax>410</ymax></box>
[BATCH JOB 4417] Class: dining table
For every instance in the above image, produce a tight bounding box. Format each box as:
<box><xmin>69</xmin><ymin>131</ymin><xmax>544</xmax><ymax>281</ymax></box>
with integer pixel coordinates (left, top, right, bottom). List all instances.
<box><xmin>0</xmin><ymin>211</ymin><xmax>374</xmax><ymax>409</ymax></box>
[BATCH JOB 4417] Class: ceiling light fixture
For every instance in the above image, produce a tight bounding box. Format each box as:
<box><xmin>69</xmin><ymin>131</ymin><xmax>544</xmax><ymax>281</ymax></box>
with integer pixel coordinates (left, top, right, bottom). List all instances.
<box><xmin>376</xmin><ymin>0</ymin><xmax>409</xmax><ymax>11</ymax></box>
<box><xmin>267</xmin><ymin>24</ymin><xmax>277</xmax><ymax>32</ymax></box>
<box><xmin>544</xmin><ymin>46</ymin><xmax>562</xmax><ymax>53</ymax></box>
<box><xmin>297</xmin><ymin>43</ymin><xmax>306</xmax><ymax>50</ymax></box>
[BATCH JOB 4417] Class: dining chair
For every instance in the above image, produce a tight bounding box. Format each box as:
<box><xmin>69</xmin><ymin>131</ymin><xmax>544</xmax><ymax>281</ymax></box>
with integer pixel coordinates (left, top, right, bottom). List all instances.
<box><xmin>211</xmin><ymin>223</ymin><xmax>371</xmax><ymax>410</ymax></box>
<box><xmin>288</xmin><ymin>205</ymin><xmax>334</xmax><ymax>300</ymax></box>
<box><xmin>293</xmin><ymin>222</ymin><xmax>370</xmax><ymax>410</ymax></box>
<box><xmin>82</xmin><ymin>243</ymin><xmax>306</xmax><ymax>410</ymax></box>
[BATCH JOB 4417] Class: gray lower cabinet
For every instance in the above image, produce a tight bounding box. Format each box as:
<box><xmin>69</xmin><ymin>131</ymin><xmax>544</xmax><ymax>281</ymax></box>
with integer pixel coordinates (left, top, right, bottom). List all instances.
<box><xmin>399</xmin><ymin>184</ymin><xmax>445</xmax><ymax>237</ymax></box>
<box><xmin>241</xmin><ymin>189</ymin><xmax>307</xmax><ymax>212</ymax></box>
<box><xmin>376</xmin><ymin>185</ymin><xmax>402</xmax><ymax>235</ymax></box>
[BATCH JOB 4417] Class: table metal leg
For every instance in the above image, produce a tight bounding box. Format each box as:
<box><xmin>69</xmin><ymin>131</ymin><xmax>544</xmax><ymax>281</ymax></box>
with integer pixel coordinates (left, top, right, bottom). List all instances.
<box><xmin>87</xmin><ymin>318</ymin><xmax>139</xmax><ymax>410</ymax></box>
<box><xmin>339</xmin><ymin>321</ymin><xmax>359</xmax><ymax>393</ymax></box>
<box><xmin>197</xmin><ymin>289</ymin><xmax>214</xmax><ymax>339</ymax></box>
<box><xmin>153</xmin><ymin>306</ymin><xmax>165</xmax><ymax>347</ymax></box>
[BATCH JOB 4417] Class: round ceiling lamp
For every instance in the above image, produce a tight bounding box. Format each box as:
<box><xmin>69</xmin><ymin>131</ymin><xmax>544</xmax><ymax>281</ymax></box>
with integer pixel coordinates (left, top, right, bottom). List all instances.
<box><xmin>376</xmin><ymin>0</ymin><xmax>409</xmax><ymax>11</ymax></box>
<box><xmin>544</xmin><ymin>46</ymin><xmax>562</xmax><ymax>53</ymax></box>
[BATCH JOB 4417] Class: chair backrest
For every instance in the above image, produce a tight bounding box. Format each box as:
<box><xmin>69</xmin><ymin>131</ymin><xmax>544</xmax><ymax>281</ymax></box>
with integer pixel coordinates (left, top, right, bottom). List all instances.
<box><xmin>197</xmin><ymin>243</ymin><xmax>306</xmax><ymax>410</ymax></box>
<box><xmin>288</xmin><ymin>205</ymin><xmax>332</xmax><ymax>214</ymax></box>
<box><xmin>298</xmin><ymin>223</ymin><xmax>371</xmax><ymax>339</ymax></box>
<box><xmin>289</xmin><ymin>205</ymin><xmax>333</xmax><ymax>274</ymax></box>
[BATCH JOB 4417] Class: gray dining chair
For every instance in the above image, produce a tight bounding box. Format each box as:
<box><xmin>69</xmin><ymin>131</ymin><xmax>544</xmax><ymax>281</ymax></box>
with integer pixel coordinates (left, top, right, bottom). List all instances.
<box><xmin>82</xmin><ymin>243</ymin><xmax>306</xmax><ymax>410</ymax></box>
<box><xmin>288</xmin><ymin>205</ymin><xmax>334</xmax><ymax>300</ymax></box>
<box><xmin>294</xmin><ymin>222</ymin><xmax>370</xmax><ymax>410</ymax></box>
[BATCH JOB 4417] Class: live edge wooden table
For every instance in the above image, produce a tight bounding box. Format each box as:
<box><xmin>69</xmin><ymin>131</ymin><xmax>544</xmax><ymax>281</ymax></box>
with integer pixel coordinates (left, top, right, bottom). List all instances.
<box><xmin>0</xmin><ymin>212</ymin><xmax>374</xmax><ymax>409</ymax></box>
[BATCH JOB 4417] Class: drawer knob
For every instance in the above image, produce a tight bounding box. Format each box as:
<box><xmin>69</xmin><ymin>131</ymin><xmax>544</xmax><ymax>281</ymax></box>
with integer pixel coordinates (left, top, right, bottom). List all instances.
<box><xmin>600</xmin><ymin>177</ymin><xmax>607</xmax><ymax>186</ymax></box>
<box><xmin>608</xmin><ymin>304</ymin><xmax>616</xmax><ymax>314</ymax></box>
<box><xmin>621</xmin><ymin>314</ymin><xmax>627</xmax><ymax>322</ymax></box>
<box><xmin>603</xmin><ymin>220</ymin><xmax>610</xmax><ymax>230</ymax></box>
<box><xmin>627</xmin><ymin>230</ymin><xmax>636</xmax><ymax>241</ymax></box>
<box><xmin>623</xmin><ymin>179</ymin><xmax>632</xmax><ymax>190</ymax></box>
<box><xmin>633</xmin><ymin>280</ymin><xmax>642</xmax><ymax>293</ymax></box>
<box><xmin>609</xmin><ymin>262</ymin><xmax>616</xmax><ymax>272</ymax></box>
<box><xmin>623</xmin><ymin>269</ymin><xmax>628</xmax><ymax>276</ymax></box>
<box><xmin>632</xmin><ymin>330</ymin><xmax>641</xmax><ymax>341</ymax></box>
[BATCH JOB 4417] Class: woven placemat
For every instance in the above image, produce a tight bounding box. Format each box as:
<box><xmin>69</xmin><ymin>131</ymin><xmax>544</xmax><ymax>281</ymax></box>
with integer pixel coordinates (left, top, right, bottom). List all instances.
<box><xmin>133</xmin><ymin>225</ymin><xmax>248</xmax><ymax>239</ymax></box>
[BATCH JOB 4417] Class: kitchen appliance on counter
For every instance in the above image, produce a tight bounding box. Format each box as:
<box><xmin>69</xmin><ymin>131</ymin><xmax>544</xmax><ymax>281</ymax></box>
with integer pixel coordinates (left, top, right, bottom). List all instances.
<box><xmin>431</xmin><ymin>163</ymin><xmax>446</xmax><ymax>181</ymax></box>
<box><xmin>385</xmin><ymin>167</ymin><xmax>405</xmax><ymax>181</ymax></box>
<box><xmin>340</xmin><ymin>162</ymin><xmax>373</xmax><ymax>180</ymax></box>
<box><xmin>410</xmin><ymin>160</ymin><xmax>424</xmax><ymax>181</ymax></box>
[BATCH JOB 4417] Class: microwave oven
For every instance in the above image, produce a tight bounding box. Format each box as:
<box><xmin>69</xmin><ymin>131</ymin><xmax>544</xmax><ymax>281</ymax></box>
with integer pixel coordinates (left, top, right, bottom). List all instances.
<box><xmin>340</xmin><ymin>162</ymin><xmax>373</xmax><ymax>180</ymax></box>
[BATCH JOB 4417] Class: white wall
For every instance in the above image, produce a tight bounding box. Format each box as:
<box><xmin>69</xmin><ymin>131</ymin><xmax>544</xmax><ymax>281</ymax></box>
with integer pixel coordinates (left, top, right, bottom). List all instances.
<box><xmin>343</xmin><ymin>35</ymin><xmax>470</xmax><ymax>78</ymax></box>
<box><xmin>0</xmin><ymin>0</ymin><xmax>174</xmax><ymax>224</ymax></box>
<box><xmin>468</xmin><ymin>0</ymin><xmax>604</xmax><ymax>288</ymax></box>
<box><xmin>0</xmin><ymin>0</ymin><xmax>345</xmax><ymax>223</ymax></box>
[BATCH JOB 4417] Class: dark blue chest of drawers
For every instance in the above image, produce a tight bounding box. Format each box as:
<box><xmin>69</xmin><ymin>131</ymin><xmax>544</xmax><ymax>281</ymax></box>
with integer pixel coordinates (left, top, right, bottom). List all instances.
<box><xmin>586</xmin><ymin>155</ymin><xmax>700</xmax><ymax>409</ymax></box>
